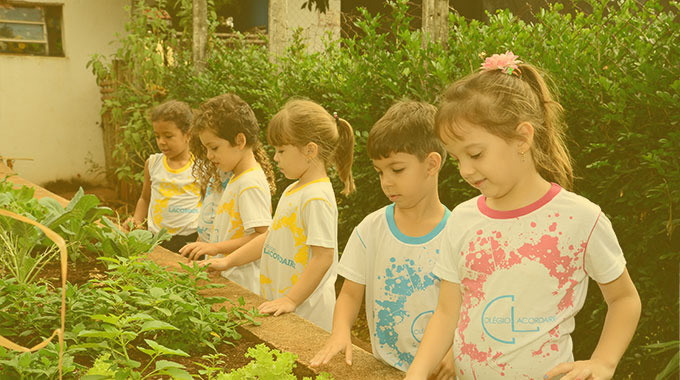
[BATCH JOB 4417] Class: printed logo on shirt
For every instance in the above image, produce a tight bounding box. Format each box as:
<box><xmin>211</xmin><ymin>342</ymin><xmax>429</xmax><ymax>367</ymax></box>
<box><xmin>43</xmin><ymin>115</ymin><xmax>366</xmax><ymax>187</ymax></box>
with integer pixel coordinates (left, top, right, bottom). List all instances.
<box><xmin>263</xmin><ymin>243</ymin><xmax>295</xmax><ymax>268</ymax></box>
<box><xmin>168</xmin><ymin>206</ymin><xmax>199</xmax><ymax>214</ymax></box>
<box><xmin>201</xmin><ymin>201</ymin><xmax>217</xmax><ymax>224</ymax></box>
<box><xmin>481</xmin><ymin>295</ymin><xmax>557</xmax><ymax>344</ymax></box>
<box><xmin>411</xmin><ymin>310</ymin><xmax>433</xmax><ymax>342</ymax></box>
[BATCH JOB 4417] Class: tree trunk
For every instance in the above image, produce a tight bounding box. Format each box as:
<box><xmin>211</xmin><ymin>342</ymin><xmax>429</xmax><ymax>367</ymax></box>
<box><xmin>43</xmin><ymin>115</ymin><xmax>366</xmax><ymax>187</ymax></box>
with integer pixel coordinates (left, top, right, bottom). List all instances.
<box><xmin>192</xmin><ymin>0</ymin><xmax>208</xmax><ymax>72</ymax></box>
<box><xmin>422</xmin><ymin>0</ymin><xmax>449</xmax><ymax>45</ymax></box>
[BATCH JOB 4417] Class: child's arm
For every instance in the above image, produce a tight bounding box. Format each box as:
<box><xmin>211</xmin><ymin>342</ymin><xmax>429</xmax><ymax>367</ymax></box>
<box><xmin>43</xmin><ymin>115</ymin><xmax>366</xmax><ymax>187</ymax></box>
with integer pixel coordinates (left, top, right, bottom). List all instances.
<box><xmin>258</xmin><ymin>245</ymin><xmax>333</xmax><ymax>316</ymax></box>
<box><xmin>430</xmin><ymin>347</ymin><xmax>456</xmax><ymax>380</ymax></box>
<box><xmin>545</xmin><ymin>268</ymin><xmax>641</xmax><ymax>380</ymax></box>
<box><xmin>310</xmin><ymin>278</ymin><xmax>365</xmax><ymax>367</ymax></box>
<box><xmin>125</xmin><ymin>158</ymin><xmax>151</xmax><ymax>231</ymax></box>
<box><xmin>198</xmin><ymin>231</ymin><xmax>267</xmax><ymax>271</ymax></box>
<box><xmin>405</xmin><ymin>280</ymin><xmax>461</xmax><ymax>380</ymax></box>
<box><xmin>179</xmin><ymin>226</ymin><xmax>268</xmax><ymax>260</ymax></box>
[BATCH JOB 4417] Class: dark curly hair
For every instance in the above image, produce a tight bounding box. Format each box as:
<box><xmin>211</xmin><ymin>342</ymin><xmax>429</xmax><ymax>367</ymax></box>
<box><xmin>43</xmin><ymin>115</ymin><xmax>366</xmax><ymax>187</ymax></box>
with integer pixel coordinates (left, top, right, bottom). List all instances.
<box><xmin>191</xmin><ymin>94</ymin><xmax>276</xmax><ymax>196</ymax></box>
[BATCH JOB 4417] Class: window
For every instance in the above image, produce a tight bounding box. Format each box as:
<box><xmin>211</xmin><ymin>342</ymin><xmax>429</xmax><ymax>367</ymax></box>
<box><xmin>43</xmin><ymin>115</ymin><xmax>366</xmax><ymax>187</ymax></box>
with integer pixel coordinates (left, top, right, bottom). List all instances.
<box><xmin>0</xmin><ymin>3</ymin><xmax>63</xmax><ymax>56</ymax></box>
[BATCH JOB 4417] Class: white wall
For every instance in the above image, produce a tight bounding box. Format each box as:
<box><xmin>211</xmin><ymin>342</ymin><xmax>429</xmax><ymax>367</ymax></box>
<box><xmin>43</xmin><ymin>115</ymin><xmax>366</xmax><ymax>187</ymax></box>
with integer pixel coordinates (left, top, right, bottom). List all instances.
<box><xmin>269</xmin><ymin>0</ymin><xmax>341</xmax><ymax>56</ymax></box>
<box><xmin>288</xmin><ymin>0</ymin><xmax>340</xmax><ymax>52</ymax></box>
<box><xmin>0</xmin><ymin>0</ymin><xmax>129</xmax><ymax>185</ymax></box>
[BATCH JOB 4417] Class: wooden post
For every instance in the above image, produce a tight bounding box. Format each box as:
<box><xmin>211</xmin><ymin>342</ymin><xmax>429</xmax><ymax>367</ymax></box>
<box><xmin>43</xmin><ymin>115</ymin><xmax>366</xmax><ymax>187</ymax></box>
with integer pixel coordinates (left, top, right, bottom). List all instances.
<box><xmin>192</xmin><ymin>0</ymin><xmax>207</xmax><ymax>71</ymax></box>
<box><xmin>422</xmin><ymin>0</ymin><xmax>449</xmax><ymax>45</ymax></box>
<box><xmin>268</xmin><ymin>0</ymin><xmax>288</xmax><ymax>57</ymax></box>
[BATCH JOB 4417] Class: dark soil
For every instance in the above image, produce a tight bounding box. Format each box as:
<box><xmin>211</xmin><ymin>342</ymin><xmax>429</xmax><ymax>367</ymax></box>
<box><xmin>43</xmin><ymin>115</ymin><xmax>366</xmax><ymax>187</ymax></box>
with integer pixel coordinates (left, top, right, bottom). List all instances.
<box><xmin>31</xmin><ymin>249</ymin><xmax>319</xmax><ymax>378</ymax></box>
<box><xmin>39</xmin><ymin>249</ymin><xmax>109</xmax><ymax>288</ymax></box>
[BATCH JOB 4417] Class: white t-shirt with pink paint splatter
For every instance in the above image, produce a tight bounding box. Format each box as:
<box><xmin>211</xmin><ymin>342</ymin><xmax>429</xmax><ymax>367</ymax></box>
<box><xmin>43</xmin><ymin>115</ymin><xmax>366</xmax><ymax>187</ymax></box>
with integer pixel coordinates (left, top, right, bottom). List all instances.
<box><xmin>434</xmin><ymin>183</ymin><xmax>626</xmax><ymax>380</ymax></box>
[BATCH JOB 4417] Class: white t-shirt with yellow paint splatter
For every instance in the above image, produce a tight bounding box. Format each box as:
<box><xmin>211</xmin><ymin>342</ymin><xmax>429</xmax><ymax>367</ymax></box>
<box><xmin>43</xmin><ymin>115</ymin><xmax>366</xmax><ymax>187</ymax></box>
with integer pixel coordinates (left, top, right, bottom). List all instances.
<box><xmin>212</xmin><ymin>167</ymin><xmax>272</xmax><ymax>294</ymax></box>
<box><xmin>260</xmin><ymin>177</ymin><xmax>338</xmax><ymax>332</ymax></box>
<box><xmin>147</xmin><ymin>153</ymin><xmax>201</xmax><ymax>236</ymax></box>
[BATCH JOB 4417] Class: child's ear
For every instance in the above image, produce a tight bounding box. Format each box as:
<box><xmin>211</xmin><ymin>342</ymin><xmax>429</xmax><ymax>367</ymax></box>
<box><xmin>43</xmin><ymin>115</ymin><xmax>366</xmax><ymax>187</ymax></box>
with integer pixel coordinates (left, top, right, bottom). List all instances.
<box><xmin>515</xmin><ymin>122</ymin><xmax>535</xmax><ymax>152</ymax></box>
<box><xmin>235</xmin><ymin>133</ymin><xmax>247</xmax><ymax>149</ymax></box>
<box><xmin>426</xmin><ymin>152</ymin><xmax>442</xmax><ymax>176</ymax></box>
<box><xmin>305</xmin><ymin>142</ymin><xmax>319</xmax><ymax>160</ymax></box>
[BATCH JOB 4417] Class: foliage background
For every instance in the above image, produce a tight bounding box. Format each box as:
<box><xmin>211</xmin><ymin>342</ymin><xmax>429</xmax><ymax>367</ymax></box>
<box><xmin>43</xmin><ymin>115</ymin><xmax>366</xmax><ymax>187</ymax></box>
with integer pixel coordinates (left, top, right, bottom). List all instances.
<box><xmin>89</xmin><ymin>0</ymin><xmax>679</xmax><ymax>377</ymax></box>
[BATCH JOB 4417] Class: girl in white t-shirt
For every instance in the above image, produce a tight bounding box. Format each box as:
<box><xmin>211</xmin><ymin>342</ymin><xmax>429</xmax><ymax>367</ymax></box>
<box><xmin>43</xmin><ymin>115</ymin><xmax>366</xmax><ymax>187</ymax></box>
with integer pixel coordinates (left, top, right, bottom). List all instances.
<box><xmin>127</xmin><ymin>100</ymin><xmax>201</xmax><ymax>253</ymax></box>
<box><xmin>200</xmin><ymin>99</ymin><xmax>355</xmax><ymax>331</ymax></box>
<box><xmin>180</xmin><ymin>94</ymin><xmax>275</xmax><ymax>294</ymax></box>
<box><xmin>405</xmin><ymin>53</ymin><xmax>641</xmax><ymax>380</ymax></box>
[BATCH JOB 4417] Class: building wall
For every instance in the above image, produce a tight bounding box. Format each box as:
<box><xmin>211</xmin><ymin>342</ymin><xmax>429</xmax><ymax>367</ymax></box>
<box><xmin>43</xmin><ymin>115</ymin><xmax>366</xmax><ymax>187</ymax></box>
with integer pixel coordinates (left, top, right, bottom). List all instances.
<box><xmin>269</xmin><ymin>0</ymin><xmax>341</xmax><ymax>56</ymax></box>
<box><xmin>0</xmin><ymin>0</ymin><xmax>129</xmax><ymax>185</ymax></box>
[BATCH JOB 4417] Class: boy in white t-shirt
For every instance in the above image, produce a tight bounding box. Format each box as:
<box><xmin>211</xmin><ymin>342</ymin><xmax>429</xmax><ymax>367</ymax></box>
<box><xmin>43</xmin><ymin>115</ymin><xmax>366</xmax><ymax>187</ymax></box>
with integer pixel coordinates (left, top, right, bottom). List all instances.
<box><xmin>310</xmin><ymin>101</ymin><xmax>455</xmax><ymax>377</ymax></box>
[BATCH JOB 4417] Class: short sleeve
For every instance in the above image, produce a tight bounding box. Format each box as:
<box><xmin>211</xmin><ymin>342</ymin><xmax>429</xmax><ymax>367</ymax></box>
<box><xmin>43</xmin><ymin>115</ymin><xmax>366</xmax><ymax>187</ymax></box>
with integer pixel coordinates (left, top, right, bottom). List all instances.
<box><xmin>238</xmin><ymin>186</ymin><xmax>272</xmax><ymax>231</ymax></box>
<box><xmin>584</xmin><ymin>212</ymin><xmax>626</xmax><ymax>284</ymax></box>
<box><xmin>302</xmin><ymin>198</ymin><xmax>336</xmax><ymax>248</ymax></box>
<box><xmin>432</xmin><ymin>218</ymin><xmax>462</xmax><ymax>284</ymax></box>
<box><xmin>338</xmin><ymin>227</ymin><xmax>368</xmax><ymax>285</ymax></box>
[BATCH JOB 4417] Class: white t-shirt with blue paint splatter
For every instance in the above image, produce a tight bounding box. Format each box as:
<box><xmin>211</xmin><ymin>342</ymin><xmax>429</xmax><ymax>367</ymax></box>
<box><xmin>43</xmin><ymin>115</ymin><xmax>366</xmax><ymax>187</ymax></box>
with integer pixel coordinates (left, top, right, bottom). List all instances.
<box><xmin>338</xmin><ymin>204</ymin><xmax>451</xmax><ymax>371</ymax></box>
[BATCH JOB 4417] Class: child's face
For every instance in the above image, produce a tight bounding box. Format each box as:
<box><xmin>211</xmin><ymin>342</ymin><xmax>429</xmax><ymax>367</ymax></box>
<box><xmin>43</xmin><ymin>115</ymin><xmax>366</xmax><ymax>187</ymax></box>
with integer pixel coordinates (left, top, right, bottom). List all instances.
<box><xmin>372</xmin><ymin>152</ymin><xmax>434</xmax><ymax>208</ymax></box>
<box><xmin>199</xmin><ymin>130</ymin><xmax>241</xmax><ymax>173</ymax></box>
<box><xmin>273</xmin><ymin>144</ymin><xmax>308</xmax><ymax>180</ymax></box>
<box><xmin>440</xmin><ymin>120</ymin><xmax>525</xmax><ymax>203</ymax></box>
<box><xmin>153</xmin><ymin>120</ymin><xmax>189</xmax><ymax>160</ymax></box>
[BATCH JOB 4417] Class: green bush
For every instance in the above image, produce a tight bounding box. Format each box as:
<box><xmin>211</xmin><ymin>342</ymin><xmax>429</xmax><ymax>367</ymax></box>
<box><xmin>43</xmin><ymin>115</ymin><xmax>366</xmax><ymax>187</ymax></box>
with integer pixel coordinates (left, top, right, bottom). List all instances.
<box><xmin>91</xmin><ymin>0</ymin><xmax>679</xmax><ymax>377</ymax></box>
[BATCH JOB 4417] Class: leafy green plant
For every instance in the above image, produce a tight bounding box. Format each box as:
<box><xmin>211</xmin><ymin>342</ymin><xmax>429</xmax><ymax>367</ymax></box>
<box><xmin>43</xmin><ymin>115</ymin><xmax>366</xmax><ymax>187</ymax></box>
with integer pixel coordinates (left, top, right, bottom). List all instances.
<box><xmin>39</xmin><ymin>188</ymin><xmax>113</xmax><ymax>261</ymax></box>
<box><xmin>0</xmin><ymin>229</ymin><xmax>59</xmax><ymax>285</ymax></box>
<box><xmin>0</xmin><ymin>254</ymin><xmax>259</xmax><ymax>378</ymax></box>
<box><xmin>75</xmin><ymin>313</ymin><xmax>181</xmax><ymax>368</ymax></box>
<box><xmin>194</xmin><ymin>352</ymin><xmax>227</xmax><ymax>380</ymax></box>
<box><xmin>0</xmin><ymin>343</ymin><xmax>76</xmax><ymax>380</ymax></box>
<box><xmin>0</xmin><ymin>177</ymin><xmax>47</xmax><ymax>219</ymax></box>
<box><xmin>217</xmin><ymin>344</ymin><xmax>333</xmax><ymax>380</ymax></box>
<box><xmin>87</xmin><ymin>217</ymin><xmax>170</xmax><ymax>258</ymax></box>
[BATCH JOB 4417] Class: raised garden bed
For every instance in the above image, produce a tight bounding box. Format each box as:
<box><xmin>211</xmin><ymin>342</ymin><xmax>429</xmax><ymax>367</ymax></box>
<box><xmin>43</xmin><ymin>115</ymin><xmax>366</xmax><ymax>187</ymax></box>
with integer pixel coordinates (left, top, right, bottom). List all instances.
<box><xmin>0</xmin><ymin>163</ymin><xmax>403</xmax><ymax>379</ymax></box>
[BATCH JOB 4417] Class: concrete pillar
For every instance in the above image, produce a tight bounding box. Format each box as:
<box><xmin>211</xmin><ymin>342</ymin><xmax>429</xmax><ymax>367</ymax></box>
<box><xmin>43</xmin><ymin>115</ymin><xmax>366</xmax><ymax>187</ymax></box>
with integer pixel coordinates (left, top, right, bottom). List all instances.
<box><xmin>268</xmin><ymin>0</ymin><xmax>289</xmax><ymax>57</ymax></box>
<box><xmin>422</xmin><ymin>0</ymin><xmax>449</xmax><ymax>44</ymax></box>
<box><xmin>192</xmin><ymin>0</ymin><xmax>207</xmax><ymax>71</ymax></box>
<box><xmin>269</xmin><ymin>0</ymin><xmax>340</xmax><ymax>56</ymax></box>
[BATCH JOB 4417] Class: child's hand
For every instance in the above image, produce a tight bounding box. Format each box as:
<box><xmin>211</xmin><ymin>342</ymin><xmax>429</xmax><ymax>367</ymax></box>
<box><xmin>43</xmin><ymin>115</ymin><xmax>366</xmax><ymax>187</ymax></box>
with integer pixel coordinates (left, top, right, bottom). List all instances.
<box><xmin>310</xmin><ymin>332</ymin><xmax>353</xmax><ymax>367</ymax></box>
<box><xmin>179</xmin><ymin>242</ymin><xmax>217</xmax><ymax>260</ymax></box>
<box><xmin>545</xmin><ymin>359</ymin><xmax>615</xmax><ymax>380</ymax></box>
<box><xmin>121</xmin><ymin>217</ymin><xmax>139</xmax><ymax>232</ymax></box>
<box><xmin>197</xmin><ymin>257</ymin><xmax>230</xmax><ymax>272</ymax></box>
<box><xmin>258</xmin><ymin>296</ymin><xmax>297</xmax><ymax>317</ymax></box>
<box><xmin>428</xmin><ymin>347</ymin><xmax>456</xmax><ymax>380</ymax></box>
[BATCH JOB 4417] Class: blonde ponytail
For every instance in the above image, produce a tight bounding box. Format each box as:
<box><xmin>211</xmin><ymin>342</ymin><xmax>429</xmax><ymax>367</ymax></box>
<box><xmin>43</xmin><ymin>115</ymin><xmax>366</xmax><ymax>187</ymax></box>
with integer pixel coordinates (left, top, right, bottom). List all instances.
<box><xmin>334</xmin><ymin>118</ymin><xmax>355</xmax><ymax>195</ymax></box>
<box><xmin>520</xmin><ymin>65</ymin><xmax>574</xmax><ymax>190</ymax></box>
<box><xmin>268</xmin><ymin>99</ymin><xmax>356</xmax><ymax>196</ymax></box>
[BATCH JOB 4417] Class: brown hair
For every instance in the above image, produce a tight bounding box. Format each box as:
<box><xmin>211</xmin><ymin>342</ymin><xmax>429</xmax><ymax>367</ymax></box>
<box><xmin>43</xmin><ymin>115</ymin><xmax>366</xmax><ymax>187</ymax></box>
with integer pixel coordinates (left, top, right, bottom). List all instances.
<box><xmin>367</xmin><ymin>100</ymin><xmax>446</xmax><ymax>164</ymax></box>
<box><xmin>191</xmin><ymin>94</ymin><xmax>276</xmax><ymax>195</ymax></box>
<box><xmin>435</xmin><ymin>63</ymin><xmax>573</xmax><ymax>190</ymax></box>
<box><xmin>151</xmin><ymin>100</ymin><xmax>193</xmax><ymax>133</ymax></box>
<box><xmin>268</xmin><ymin>99</ymin><xmax>355</xmax><ymax>196</ymax></box>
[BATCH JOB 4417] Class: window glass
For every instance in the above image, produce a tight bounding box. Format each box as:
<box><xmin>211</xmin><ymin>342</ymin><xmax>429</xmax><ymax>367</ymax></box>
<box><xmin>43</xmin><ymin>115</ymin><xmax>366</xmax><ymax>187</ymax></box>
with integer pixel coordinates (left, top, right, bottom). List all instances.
<box><xmin>0</xmin><ymin>22</ymin><xmax>46</xmax><ymax>41</ymax></box>
<box><xmin>0</xmin><ymin>6</ymin><xmax>43</xmax><ymax>22</ymax></box>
